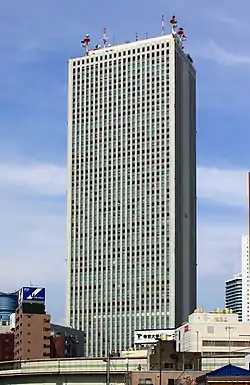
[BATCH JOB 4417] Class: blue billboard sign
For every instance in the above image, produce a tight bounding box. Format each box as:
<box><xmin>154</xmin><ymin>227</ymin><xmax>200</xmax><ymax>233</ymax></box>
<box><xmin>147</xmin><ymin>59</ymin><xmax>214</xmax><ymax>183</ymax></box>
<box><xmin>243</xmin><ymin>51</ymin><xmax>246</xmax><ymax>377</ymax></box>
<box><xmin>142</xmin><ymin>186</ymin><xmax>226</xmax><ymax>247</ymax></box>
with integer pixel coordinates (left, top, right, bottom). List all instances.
<box><xmin>18</xmin><ymin>287</ymin><xmax>45</xmax><ymax>304</ymax></box>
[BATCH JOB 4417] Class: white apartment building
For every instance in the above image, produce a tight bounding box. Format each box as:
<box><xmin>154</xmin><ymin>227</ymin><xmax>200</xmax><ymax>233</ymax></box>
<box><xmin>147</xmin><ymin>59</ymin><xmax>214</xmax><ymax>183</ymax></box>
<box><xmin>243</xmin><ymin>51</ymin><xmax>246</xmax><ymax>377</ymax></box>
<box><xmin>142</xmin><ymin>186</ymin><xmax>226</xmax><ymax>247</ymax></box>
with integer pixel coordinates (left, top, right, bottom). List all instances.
<box><xmin>225</xmin><ymin>273</ymin><xmax>242</xmax><ymax>321</ymax></box>
<box><xmin>67</xmin><ymin>29</ymin><xmax>196</xmax><ymax>356</ymax></box>
<box><xmin>242</xmin><ymin>235</ymin><xmax>250</xmax><ymax>322</ymax></box>
<box><xmin>175</xmin><ymin>309</ymin><xmax>250</xmax><ymax>371</ymax></box>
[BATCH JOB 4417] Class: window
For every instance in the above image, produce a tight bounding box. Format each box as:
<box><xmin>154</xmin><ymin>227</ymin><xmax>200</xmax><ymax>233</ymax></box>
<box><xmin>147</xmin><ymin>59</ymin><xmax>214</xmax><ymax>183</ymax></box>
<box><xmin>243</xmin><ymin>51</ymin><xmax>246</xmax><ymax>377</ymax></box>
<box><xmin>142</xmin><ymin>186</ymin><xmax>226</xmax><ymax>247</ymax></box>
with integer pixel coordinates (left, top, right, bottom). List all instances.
<box><xmin>138</xmin><ymin>379</ymin><xmax>153</xmax><ymax>385</ymax></box>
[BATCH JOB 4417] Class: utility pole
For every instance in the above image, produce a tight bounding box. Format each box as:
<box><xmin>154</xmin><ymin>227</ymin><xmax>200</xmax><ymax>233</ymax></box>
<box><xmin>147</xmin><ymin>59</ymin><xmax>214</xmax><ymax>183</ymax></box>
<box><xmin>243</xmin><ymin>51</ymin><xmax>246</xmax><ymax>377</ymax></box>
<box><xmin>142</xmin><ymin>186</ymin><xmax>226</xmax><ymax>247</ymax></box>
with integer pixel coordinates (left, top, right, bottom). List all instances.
<box><xmin>125</xmin><ymin>358</ymin><xmax>129</xmax><ymax>385</ymax></box>
<box><xmin>107</xmin><ymin>352</ymin><xmax>110</xmax><ymax>385</ymax></box>
<box><xmin>196</xmin><ymin>330</ymin><xmax>199</xmax><ymax>352</ymax></box>
<box><xmin>159</xmin><ymin>339</ymin><xmax>162</xmax><ymax>385</ymax></box>
<box><xmin>103</xmin><ymin>351</ymin><xmax>111</xmax><ymax>385</ymax></box>
<box><xmin>226</xmin><ymin>326</ymin><xmax>234</xmax><ymax>363</ymax></box>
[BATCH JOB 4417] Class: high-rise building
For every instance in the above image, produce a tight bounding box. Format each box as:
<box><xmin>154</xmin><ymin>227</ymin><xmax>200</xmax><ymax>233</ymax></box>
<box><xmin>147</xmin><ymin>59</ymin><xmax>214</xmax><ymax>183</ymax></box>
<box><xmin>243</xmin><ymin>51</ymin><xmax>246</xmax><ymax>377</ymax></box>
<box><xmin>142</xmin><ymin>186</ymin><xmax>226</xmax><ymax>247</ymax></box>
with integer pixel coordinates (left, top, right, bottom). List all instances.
<box><xmin>67</xmin><ymin>25</ymin><xmax>197</xmax><ymax>356</ymax></box>
<box><xmin>225</xmin><ymin>273</ymin><xmax>242</xmax><ymax>321</ymax></box>
<box><xmin>242</xmin><ymin>235</ymin><xmax>249</xmax><ymax>322</ymax></box>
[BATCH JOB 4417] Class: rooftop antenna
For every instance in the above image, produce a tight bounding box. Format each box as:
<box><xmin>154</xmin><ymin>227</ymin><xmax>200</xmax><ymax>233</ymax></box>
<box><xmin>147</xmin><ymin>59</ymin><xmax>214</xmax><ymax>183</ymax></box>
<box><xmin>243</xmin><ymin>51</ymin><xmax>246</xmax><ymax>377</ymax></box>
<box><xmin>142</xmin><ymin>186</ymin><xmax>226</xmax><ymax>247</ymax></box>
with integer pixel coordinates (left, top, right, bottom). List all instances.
<box><xmin>169</xmin><ymin>15</ymin><xmax>178</xmax><ymax>36</ymax></box>
<box><xmin>135</xmin><ymin>32</ymin><xmax>138</xmax><ymax>41</ymax></box>
<box><xmin>177</xmin><ymin>27</ymin><xmax>187</xmax><ymax>49</ymax></box>
<box><xmin>144</xmin><ymin>32</ymin><xmax>148</xmax><ymax>39</ymax></box>
<box><xmin>103</xmin><ymin>27</ymin><xmax>108</xmax><ymax>48</ymax></box>
<box><xmin>169</xmin><ymin>15</ymin><xmax>186</xmax><ymax>49</ymax></box>
<box><xmin>161</xmin><ymin>14</ymin><xmax>165</xmax><ymax>35</ymax></box>
<box><xmin>81</xmin><ymin>33</ymin><xmax>91</xmax><ymax>56</ymax></box>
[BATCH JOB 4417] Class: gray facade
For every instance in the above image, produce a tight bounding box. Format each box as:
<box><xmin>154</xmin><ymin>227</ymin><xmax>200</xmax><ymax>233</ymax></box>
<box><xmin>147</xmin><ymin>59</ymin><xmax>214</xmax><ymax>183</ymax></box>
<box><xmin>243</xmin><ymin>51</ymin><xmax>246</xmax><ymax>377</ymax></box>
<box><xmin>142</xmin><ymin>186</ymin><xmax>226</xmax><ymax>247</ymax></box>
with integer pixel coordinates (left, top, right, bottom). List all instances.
<box><xmin>67</xmin><ymin>34</ymin><xmax>197</xmax><ymax>356</ymax></box>
<box><xmin>51</xmin><ymin>324</ymin><xmax>85</xmax><ymax>357</ymax></box>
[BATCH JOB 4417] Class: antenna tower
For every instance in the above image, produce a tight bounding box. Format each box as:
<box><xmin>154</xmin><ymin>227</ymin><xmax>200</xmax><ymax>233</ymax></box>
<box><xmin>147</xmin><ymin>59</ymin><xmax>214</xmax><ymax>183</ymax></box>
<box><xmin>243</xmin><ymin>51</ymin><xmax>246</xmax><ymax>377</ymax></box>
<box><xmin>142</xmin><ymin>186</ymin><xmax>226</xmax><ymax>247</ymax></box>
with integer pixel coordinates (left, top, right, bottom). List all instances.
<box><xmin>103</xmin><ymin>27</ymin><xmax>108</xmax><ymax>48</ymax></box>
<box><xmin>81</xmin><ymin>34</ymin><xmax>91</xmax><ymax>55</ymax></box>
<box><xmin>161</xmin><ymin>14</ymin><xmax>165</xmax><ymax>35</ymax></box>
<box><xmin>169</xmin><ymin>15</ymin><xmax>187</xmax><ymax>49</ymax></box>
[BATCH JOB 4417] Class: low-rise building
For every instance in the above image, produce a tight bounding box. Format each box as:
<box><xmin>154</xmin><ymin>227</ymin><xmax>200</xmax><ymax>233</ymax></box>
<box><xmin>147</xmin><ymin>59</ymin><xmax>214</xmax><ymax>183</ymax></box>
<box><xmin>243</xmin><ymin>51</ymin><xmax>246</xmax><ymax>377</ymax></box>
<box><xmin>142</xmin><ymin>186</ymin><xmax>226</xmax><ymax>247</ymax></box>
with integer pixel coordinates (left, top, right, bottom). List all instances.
<box><xmin>14</xmin><ymin>303</ymin><xmax>51</xmax><ymax>360</ymax></box>
<box><xmin>0</xmin><ymin>357</ymin><xmax>203</xmax><ymax>385</ymax></box>
<box><xmin>50</xmin><ymin>324</ymin><xmax>85</xmax><ymax>358</ymax></box>
<box><xmin>0</xmin><ymin>326</ymin><xmax>14</xmax><ymax>362</ymax></box>
<box><xmin>150</xmin><ymin>340</ymin><xmax>201</xmax><ymax>371</ymax></box>
<box><xmin>175</xmin><ymin>308</ymin><xmax>250</xmax><ymax>371</ymax></box>
<box><xmin>0</xmin><ymin>334</ymin><xmax>14</xmax><ymax>362</ymax></box>
<box><xmin>131</xmin><ymin>371</ymin><xmax>202</xmax><ymax>385</ymax></box>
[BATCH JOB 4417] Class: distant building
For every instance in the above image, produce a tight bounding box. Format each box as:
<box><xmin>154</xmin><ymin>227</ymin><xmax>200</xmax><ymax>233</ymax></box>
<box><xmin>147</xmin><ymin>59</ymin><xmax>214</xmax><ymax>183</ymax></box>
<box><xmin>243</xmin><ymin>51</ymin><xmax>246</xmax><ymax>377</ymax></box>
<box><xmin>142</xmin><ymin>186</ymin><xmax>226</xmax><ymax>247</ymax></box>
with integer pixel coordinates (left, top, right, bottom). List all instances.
<box><xmin>0</xmin><ymin>291</ymin><xmax>18</xmax><ymax>324</ymax></box>
<box><xmin>175</xmin><ymin>308</ymin><xmax>250</xmax><ymax>370</ymax></box>
<box><xmin>50</xmin><ymin>324</ymin><xmax>85</xmax><ymax>358</ymax></box>
<box><xmin>242</xmin><ymin>235</ymin><xmax>250</xmax><ymax>322</ymax></box>
<box><xmin>225</xmin><ymin>273</ymin><xmax>242</xmax><ymax>321</ymax></box>
<box><xmin>150</xmin><ymin>340</ymin><xmax>201</xmax><ymax>371</ymax></box>
<box><xmin>0</xmin><ymin>326</ymin><xmax>14</xmax><ymax>362</ymax></box>
<box><xmin>0</xmin><ymin>333</ymin><xmax>14</xmax><ymax>362</ymax></box>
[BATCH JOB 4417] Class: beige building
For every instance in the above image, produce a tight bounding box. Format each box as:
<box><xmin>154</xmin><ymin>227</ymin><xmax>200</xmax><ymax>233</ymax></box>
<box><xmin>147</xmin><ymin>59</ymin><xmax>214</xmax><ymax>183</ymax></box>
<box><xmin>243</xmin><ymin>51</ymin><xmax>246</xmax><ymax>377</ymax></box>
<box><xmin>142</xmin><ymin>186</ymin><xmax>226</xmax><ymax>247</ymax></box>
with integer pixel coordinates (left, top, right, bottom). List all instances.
<box><xmin>14</xmin><ymin>305</ymin><xmax>51</xmax><ymax>360</ymax></box>
<box><xmin>175</xmin><ymin>309</ymin><xmax>250</xmax><ymax>371</ymax></box>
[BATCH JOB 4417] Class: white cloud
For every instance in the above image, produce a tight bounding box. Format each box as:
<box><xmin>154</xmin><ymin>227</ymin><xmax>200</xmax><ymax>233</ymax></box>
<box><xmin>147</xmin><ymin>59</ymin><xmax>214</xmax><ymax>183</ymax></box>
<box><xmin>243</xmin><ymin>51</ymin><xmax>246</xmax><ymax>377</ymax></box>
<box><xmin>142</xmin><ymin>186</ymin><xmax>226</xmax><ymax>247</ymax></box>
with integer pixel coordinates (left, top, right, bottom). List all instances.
<box><xmin>197</xmin><ymin>165</ymin><xmax>247</xmax><ymax>282</ymax></box>
<box><xmin>198</xmin><ymin>39</ymin><xmax>250</xmax><ymax>66</ymax></box>
<box><xmin>198</xmin><ymin>216</ymin><xmax>245</xmax><ymax>277</ymax></box>
<box><xmin>197</xmin><ymin>166</ymin><xmax>248</xmax><ymax>207</ymax></box>
<box><xmin>0</xmin><ymin>197</ymin><xmax>66</xmax><ymax>287</ymax></box>
<box><xmin>0</xmin><ymin>160</ymin><xmax>66</xmax><ymax>320</ymax></box>
<box><xmin>0</xmin><ymin>160</ymin><xmax>247</xmax><ymax>319</ymax></box>
<box><xmin>0</xmin><ymin>162</ymin><xmax>66</xmax><ymax>196</ymax></box>
<box><xmin>0</xmin><ymin>161</ymin><xmax>247</xmax><ymax>207</ymax></box>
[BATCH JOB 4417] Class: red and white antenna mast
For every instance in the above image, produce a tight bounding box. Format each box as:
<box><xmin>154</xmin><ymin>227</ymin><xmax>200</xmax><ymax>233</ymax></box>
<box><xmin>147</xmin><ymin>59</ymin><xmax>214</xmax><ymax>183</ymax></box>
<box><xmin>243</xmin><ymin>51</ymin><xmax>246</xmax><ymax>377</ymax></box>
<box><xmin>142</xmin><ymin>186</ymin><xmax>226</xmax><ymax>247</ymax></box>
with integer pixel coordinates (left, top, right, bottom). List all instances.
<box><xmin>103</xmin><ymin>27</ymin><xmax>108</xmax><ymax>48</ymax></box>
<box><xmin>161</xmin><ymin>14</ymin><xmax>165</xmax><ymax>35</ymax></box>
<box><xmin>169</xmin><ymin>15</ymin><xmax>178</xmax><ymax>36</ymax></box>
<box><xmin>169</xmin><ymin>15</ymin><xmax>187</xmax><ymax>49</ymax></box>
<box><xmin>81</xmin><ymin>34</ymin><xmax>91</xmax><ymax>56</ymax></box>
<box><xmin>177</xmin><ymin>27</ymin><xmax>187</xmax><ymax>48</ymax></box>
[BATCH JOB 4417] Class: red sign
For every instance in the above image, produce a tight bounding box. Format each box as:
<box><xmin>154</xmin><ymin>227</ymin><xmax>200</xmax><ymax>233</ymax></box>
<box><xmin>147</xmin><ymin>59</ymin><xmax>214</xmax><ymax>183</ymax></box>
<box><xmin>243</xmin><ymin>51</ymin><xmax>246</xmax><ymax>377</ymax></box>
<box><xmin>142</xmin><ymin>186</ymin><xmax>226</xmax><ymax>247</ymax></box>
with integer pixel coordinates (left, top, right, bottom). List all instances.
<box><xmin>184</xmin><ymin>325</ymin><xmax>189</xmax><ymax>333</ymax></box>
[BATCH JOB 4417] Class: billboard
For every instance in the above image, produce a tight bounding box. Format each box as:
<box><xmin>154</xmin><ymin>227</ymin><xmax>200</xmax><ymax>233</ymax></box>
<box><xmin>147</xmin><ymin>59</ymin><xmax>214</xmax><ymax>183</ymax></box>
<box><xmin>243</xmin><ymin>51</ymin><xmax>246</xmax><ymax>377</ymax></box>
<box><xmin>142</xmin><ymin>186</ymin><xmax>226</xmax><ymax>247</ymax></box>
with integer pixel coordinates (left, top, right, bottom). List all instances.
<box><xmin>18</xmin><ymin>287</ymin><xmax>45</xmax><ymax>304</ymax></box>
<box><xmin>134</xmin><ymin>329</ymin><xmax>176</xmax><ymax>344</ymax></box>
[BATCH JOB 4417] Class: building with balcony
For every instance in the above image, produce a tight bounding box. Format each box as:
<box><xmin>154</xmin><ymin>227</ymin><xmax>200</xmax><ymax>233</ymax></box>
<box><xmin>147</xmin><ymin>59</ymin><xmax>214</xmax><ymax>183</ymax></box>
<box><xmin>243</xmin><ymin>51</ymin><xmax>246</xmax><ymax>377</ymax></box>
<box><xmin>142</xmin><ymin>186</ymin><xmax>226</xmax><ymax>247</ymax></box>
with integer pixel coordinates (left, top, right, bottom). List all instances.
<box><xmin>225</xmin><ymin>273</ymin><xmax>242</xmax><ymax>321</ymax></box>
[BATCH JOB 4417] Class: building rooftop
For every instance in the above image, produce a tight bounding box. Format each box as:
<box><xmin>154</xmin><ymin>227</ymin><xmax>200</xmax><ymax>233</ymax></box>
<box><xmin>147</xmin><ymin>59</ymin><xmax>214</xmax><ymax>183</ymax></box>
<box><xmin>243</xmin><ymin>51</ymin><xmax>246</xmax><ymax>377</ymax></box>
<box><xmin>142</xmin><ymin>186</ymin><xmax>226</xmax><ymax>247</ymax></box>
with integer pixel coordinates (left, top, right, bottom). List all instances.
<box><xmin>70</xmin><ymin>15</ymin><xmax>193</xmax><ymax>64</ymax></box>
<box><xmin>206</xmin><ymin>364</ymin><xmax>250</xmax><ymax>377</ymax></box>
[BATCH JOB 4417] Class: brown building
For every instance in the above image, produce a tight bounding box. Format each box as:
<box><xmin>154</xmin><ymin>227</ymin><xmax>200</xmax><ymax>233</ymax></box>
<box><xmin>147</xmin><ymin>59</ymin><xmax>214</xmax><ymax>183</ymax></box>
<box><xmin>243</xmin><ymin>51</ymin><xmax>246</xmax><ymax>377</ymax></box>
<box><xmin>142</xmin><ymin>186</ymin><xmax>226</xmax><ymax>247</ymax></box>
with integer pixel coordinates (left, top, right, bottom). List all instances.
<box><xmin>150</xmin><ymin>340</ymin><xmax>201</xmax><ymax>371</ymax></box>
<box><xmin>14</xmin><ymin>304</ymin><xmax>51</xmax><ymax>360</ymax></box>
<box><xmin>50</xmin><ymin>323</ymin><xmax>85</xmax><ymax>357</ymax></box>
<box><xmin>0</xmin><ymin>333</ymin><xmax>14</xmax><ymax>361</ymax></box>
<box><xmin>50</xmin><ymin>335</ymin><xmax>65</xmax><ymax>358</ymax></box>
<box><xmin>131</xmin><ymin>371</ymin><xmax>202</xmax><ymax>385</ymax></box>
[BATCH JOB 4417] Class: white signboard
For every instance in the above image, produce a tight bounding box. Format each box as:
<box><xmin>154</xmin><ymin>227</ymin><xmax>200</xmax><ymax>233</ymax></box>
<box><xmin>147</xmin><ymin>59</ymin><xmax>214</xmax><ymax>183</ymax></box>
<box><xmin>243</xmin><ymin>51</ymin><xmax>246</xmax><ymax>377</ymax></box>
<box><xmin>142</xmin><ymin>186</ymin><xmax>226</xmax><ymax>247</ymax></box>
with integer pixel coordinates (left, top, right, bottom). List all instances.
<box><xmin>134</xmin><ymin>329</ymin><xmax>176</xmax><ymax>344</ymax></box>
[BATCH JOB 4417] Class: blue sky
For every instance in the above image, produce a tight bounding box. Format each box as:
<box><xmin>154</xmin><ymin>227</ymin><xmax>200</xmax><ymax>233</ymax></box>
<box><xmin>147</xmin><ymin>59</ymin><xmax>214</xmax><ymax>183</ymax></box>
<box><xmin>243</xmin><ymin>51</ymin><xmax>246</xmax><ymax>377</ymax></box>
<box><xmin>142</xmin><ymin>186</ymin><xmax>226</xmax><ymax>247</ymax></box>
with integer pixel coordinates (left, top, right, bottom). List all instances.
<box><xmin>0</xmin><ymin>0</ymin><xmax>249</xmax><ymax>324</ymax></box>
